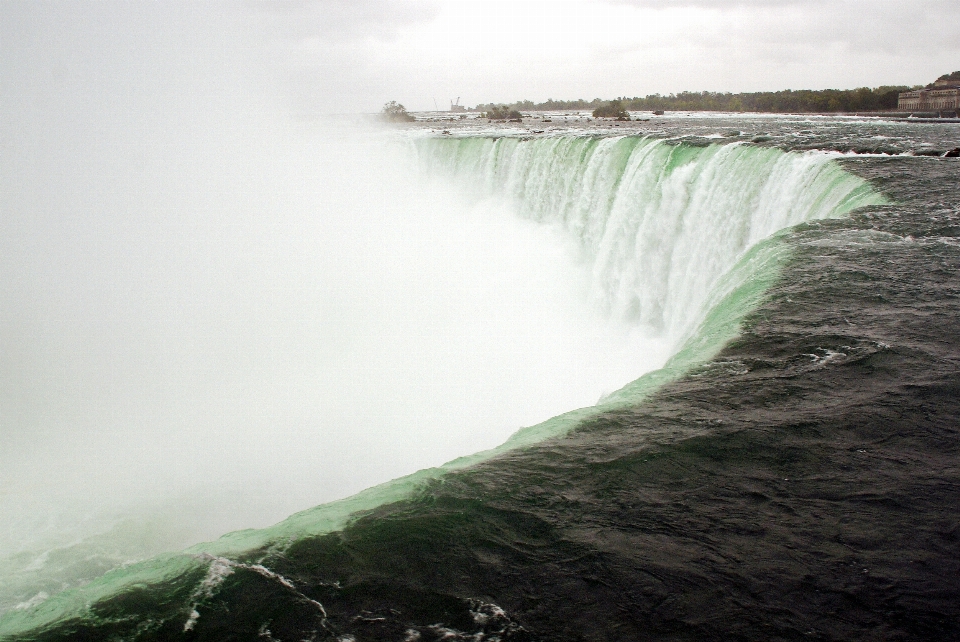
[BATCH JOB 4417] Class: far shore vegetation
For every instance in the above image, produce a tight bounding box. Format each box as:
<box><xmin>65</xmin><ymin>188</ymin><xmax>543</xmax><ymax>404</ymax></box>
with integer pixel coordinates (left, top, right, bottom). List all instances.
<box><xmin>473</xmin><ymin>85</ymin><xmax>918</xmax><ymax>115</ymax></box>
<box><xmin>934</xmin><ymin>71</ymin><xmax>960</xmax><ymax>84</ymax></box>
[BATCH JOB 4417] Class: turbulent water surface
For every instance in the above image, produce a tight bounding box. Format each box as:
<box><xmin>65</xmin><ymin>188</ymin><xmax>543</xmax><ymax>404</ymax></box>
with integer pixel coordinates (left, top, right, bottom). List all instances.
<box><xmin>2</xmin><ymin>114</ymin><xmax>959</xmax><ymax>641</ymax></box>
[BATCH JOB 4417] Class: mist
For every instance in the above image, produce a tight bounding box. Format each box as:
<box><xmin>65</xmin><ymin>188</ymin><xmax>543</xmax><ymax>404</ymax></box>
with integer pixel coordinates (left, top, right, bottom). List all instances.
<box><xmin>0</xmin><ymin>2</ymin><xmax>671</xmax><ymax>563</ymax></box>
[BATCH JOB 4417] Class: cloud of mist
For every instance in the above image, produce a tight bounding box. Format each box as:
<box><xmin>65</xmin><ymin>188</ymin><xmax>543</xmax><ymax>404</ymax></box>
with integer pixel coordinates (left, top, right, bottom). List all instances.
<box><xmin>1</xmin><ymin>1</ymin><xmax>673</xmax><ymax>564</ymax></box>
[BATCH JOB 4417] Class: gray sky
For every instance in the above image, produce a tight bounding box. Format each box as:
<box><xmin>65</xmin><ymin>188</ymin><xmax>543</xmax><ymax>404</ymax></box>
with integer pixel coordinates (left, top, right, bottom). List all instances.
<box><xmin>3</xmin><ymin>1</ymin><xmax>958</xmax><ymax>114</ymax></box>
<box><xmin>256</xmin><ymin>0</ymin><xmax>960</xmax><ymax>112</ymax></box>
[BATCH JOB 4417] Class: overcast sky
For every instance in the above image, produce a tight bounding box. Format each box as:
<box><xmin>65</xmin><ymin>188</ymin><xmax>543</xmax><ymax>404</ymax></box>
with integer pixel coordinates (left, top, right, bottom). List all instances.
<box><xmin>3</xmin><ymin>0</ymin><xmax>959</xmax><ymax>115</ymax></box>
<box><xmin>259</xmin><ymin>0</ymin><xmax>960</xmax><ymax>112</ymax></box>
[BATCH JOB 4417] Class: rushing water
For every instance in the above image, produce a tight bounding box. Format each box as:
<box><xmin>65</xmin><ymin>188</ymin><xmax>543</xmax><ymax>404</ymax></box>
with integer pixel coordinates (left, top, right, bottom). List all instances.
<box><xmin>2</xmin><ymin>116</ymin><xmax>918</xmax><ymax>639</ymax></box>
<box><xmin>415</xmin><ymin>135</ymin><xmax>880</xmax><ymax>340</ymax></box>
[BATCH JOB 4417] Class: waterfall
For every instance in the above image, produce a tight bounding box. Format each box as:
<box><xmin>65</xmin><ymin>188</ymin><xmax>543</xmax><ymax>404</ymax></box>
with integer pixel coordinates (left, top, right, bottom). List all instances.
<box><xmin>0</xmin><ymin>134</ymin><xmax>886</xmax><ymax>638</ymax></box>
<box><xmin>415</xmin><ymin>136</ymin><xmax>882</xmax><ymax>344</ymax></box>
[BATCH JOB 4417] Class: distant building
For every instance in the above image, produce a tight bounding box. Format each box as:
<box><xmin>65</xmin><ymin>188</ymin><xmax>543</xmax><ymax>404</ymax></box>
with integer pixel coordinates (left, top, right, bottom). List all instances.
<box><xmin>899</xmin><ymin>74</ymin><xmax>960</xmax><ymax>112</ymax></box>
<box><xmin>449</xmin><ymin>97</ymin><xmax>466</xmax><ymax>112</ymax></box>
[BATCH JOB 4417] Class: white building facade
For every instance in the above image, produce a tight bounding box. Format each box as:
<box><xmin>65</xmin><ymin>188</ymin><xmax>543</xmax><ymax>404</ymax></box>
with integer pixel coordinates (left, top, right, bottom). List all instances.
<box><xmin>899</xmin><ymin>80</ymin><xmax>960</xmax><ymax>112</ymax></box>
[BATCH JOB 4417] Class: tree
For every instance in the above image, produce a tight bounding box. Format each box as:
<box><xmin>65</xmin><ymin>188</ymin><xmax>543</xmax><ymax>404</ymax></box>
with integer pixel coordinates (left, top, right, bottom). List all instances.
<box><xmin>381</xmin><ymin>101</ymin><xmax>415</xmax><ymax>122</ymax></box>
<box><xmin>484</xmin><ymin>105</ymin><xmax>522</xmax><ymax>120</ymax></box>
<box><xmin>592</xmin><ymin>99</ymin><xmax>629</xmax><ymax>120</ymax></box>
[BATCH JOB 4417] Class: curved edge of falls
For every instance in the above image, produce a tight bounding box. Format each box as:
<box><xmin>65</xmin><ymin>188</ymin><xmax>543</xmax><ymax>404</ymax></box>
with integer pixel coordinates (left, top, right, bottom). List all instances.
<box><xmin>0</xmin><ymin>138</ymin><xmax>886</xmax><ymax>639</ymax></box>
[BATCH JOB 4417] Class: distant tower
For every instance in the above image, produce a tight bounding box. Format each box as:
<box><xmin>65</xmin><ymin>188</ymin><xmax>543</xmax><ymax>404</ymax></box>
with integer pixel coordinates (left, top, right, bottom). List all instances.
<box><xmin>449</xmin><ymin>97</ymin><xmax>466</xmax><ymax>112</ymax></box>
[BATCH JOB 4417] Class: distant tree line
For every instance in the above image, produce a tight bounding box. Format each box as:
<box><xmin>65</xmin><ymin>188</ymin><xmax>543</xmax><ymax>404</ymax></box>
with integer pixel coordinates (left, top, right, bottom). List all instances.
<box><xmin>475</xmin><ymin>98</ymin><xmax>599</xmax><ymax>112</ymax></box>
<box><xmin>473</xmin><ymin>86</ymin><xmax>919</xmax><ymax>114</ymax></box>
